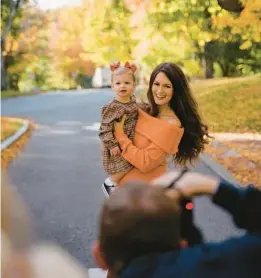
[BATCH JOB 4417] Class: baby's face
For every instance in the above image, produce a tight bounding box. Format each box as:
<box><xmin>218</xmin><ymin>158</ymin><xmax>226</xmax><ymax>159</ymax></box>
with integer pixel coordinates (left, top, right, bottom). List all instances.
<box><xmin>111</xmin><ymin>72</ymin><xmax>135</xmax><ymax>102</ymax></box>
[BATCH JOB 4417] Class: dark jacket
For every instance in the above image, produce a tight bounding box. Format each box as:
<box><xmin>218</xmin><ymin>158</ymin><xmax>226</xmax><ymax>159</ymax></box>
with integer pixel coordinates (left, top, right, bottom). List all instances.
<box><xmin>120</xmin><ymin>181</ymin><xmax>261</xmax><ymax>278</ymax></box>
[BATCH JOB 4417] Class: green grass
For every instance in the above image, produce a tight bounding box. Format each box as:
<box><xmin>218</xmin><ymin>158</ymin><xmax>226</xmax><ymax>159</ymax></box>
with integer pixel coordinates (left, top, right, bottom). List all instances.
<box><xmin>194</xmin><ymin>76</ymin><xmax>261</xmax><ymax>133</ymax></box>
<box><xmin>1</xmin><ymin>89</ymin><xmax>52</xmax><ymax>99</ymax></box>
<box><xmin>1</xmin><ymin>90</ymin><xmax>37</xmax><ymax>99</ymax></box>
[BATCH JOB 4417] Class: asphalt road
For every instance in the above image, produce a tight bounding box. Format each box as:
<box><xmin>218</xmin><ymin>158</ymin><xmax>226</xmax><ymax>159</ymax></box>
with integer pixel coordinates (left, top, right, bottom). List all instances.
<box><xmin>2</xmin><ymin>89</ymin><xmax>243</xmax><ymax>268</ymax></box>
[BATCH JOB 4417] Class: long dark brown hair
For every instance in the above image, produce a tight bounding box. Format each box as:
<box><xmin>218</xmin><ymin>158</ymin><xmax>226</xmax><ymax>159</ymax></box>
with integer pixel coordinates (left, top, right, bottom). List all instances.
<box><xmin>147</xmin><ymin>62</ymin><xmax>210</xmax><ymax>165</ymax></box>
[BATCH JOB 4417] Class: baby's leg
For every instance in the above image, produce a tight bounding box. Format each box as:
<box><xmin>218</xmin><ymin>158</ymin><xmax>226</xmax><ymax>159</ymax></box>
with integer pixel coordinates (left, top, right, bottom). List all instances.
<box><xmin>110</xmin><ymin>171</ymin><xmax>129</xmax><ymax>184</ymax></box>
<box><xmin>102</xmin><ymin>170</ymin><xmax>129</xmax><ymax>197</ymax></box>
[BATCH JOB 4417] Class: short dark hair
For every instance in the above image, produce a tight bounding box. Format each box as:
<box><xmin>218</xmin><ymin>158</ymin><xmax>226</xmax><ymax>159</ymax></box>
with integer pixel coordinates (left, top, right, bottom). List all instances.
<box><xmin>147</xmin><ymin>62</ymin><xmax>210</xmax><ymax>165</ymax></box>
<box><xmin>99</xmin><ymin>183</ymin><xmax>181</xmax><ymax>276</ymax></box>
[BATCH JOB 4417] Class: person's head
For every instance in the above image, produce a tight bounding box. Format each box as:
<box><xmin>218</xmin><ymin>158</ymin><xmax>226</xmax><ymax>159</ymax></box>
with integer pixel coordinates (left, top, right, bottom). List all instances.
<box><xmin>147</xmin><ymin>62</ymin><xmax>210</xmax><ymax>165</ymax></box>
<box><xmin>110</xmin><ymin>61</ymin><xmax>137</xmax><ymax>102</ymax></box>
<box><xmin>93</xmin><ymin>183</ymin><xmax>184</xmax><ymax>277</ymax></box>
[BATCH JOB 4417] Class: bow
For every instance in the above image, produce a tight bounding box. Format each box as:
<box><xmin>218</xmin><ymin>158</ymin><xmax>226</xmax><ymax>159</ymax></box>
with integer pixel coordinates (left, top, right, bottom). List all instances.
<box><xmin>110</xmin><ymin>61</ymin><xmax>121</xmax><ymax>71</ymax></box>
<box><xmin>124</xmin><ymin>61</ymin><xmax>137</xmax><ymax>73</ymax></box>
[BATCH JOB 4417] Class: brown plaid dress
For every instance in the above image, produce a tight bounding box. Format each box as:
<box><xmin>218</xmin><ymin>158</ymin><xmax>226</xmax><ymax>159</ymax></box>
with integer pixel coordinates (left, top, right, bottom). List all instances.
<box><xmin>99</xmin><ymin>97</ymin><xmax>138</xmax><ymax>175</ymax></box>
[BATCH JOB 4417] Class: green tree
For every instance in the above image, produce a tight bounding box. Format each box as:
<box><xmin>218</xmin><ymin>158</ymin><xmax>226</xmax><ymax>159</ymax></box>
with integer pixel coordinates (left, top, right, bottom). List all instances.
<box><xmin>82</xmin><ymin>0</ymin><xmax>138</xmax><ymax>65</ymax></box>
<box><xmin>1</xmin><ymin>0</ymin><xmax>26</xmax><ymax>90</ymax></box>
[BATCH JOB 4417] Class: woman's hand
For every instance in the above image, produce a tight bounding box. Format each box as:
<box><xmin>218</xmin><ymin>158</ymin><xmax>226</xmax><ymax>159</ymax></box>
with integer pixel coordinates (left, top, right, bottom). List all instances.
<box><xmin>114</xmin><ymin>114</ymin><xmax>127</xmax><ymax>134</ymax></box>
<box><xmin>151</xmin><ymin>171</ymin><xmax>220</xmax><ymax>198</ymax></box>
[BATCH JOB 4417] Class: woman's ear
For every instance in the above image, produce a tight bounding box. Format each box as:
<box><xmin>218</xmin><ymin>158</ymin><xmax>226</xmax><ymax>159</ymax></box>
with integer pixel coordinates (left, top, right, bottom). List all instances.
<box><xmin>92</xmin><ymin>241</ymin><xmax>109</xmax><ymax>270</ymax></box>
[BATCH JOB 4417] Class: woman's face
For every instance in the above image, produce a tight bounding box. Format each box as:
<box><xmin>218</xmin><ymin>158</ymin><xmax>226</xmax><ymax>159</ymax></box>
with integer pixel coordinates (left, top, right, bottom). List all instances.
<box><xmin>152</xmin><ymin>72</ymin><xmax>173</xmax><ymax>107</ymax></box>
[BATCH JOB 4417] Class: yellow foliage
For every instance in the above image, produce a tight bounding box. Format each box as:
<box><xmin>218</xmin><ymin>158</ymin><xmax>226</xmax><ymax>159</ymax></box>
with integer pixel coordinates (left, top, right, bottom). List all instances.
<box><xmin>240</xmin><ymin>40</ymin><xmax>252</xmax><ymax>49</ymax></box>
<box><xmin>212</xmin><ymin>0</ymin><xmax>261</xmax><ymax>48</ymax></box>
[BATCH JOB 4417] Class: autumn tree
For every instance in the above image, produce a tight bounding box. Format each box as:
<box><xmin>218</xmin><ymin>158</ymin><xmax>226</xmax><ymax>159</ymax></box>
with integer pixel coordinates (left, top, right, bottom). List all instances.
<box><xmin>82</xmin><ymin>0</ymin><xmax>138</xmax><ymax>65</ymax></box>
<box><xmin>1</xmin><ymin>0</ymin><xmax>27</xmax><ymax>90</ymax></box>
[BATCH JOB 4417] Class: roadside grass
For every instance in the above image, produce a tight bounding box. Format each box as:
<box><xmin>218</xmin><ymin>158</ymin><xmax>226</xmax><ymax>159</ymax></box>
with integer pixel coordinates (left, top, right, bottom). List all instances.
<box><xmin>194</xmin><ymin>76</ymin><xmax>261</xmax><ymax>133</ymax></box>
<box><xmin>1</xmin><ymin>117</ymin><xmax>23</xmax><ymax>141</ymax></box>
<box><xmin>1</xmin><ymin>117</ymin><xmax>35</xmax><ymax>170</ymax></box>
<box><xmin>1</xmin><ymin>89</ymin><xmax>51</xmax><ymax>99</ymax></box>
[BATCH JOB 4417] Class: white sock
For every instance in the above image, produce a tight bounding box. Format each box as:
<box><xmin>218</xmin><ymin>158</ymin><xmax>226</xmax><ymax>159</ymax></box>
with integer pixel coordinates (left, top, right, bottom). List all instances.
<box><xmin>105</xmin><ymin>177</ymin><xmax>117</xmax><ymax>186</ymax></box>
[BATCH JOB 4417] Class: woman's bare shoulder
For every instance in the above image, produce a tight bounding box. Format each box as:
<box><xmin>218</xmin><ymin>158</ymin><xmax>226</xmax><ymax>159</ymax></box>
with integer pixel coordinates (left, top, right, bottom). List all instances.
<box><xmin>159</xmin><ymin>115</ymin><xmax>182</xmax><ymax>126</ymax></box>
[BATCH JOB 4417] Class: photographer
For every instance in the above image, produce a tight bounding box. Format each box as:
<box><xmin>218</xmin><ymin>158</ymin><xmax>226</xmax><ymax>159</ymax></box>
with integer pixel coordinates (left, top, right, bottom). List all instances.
<box><xmin>92</xmin><ymin>171</ymin><xmax>261</xmax><ymax>278</ymax></box>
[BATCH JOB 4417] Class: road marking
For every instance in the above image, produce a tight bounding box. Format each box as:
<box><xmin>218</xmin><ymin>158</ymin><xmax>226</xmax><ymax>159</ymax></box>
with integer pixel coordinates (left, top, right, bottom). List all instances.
<box><xmin>56</xmin><ymin>121</ymin><xmax>84</xmax><ymax>126</ymax></box>
<box><xmin>88</xmin><ymin>268</ymin><xmax>107</xmax><ymax>278</ymax></box>
<box><xmin>82</xmin><ymin>123</ymin><xmax>100</xmax><ymax>131</ymax></box>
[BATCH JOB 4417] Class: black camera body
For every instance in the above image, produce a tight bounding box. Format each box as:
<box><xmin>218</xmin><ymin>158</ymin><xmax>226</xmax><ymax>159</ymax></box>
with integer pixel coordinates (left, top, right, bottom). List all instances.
<box><xmin>179</xmin><ymin>198</ymin><xmax>203</xmax><ymax>246</ymax></box>
<box><xmin>166</xmin><ymin>169</ymin><xmax>203</xmax><ymax>246</ymax></box>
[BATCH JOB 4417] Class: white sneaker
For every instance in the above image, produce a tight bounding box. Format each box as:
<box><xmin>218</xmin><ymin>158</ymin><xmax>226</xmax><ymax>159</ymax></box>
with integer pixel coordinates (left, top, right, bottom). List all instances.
<box><xmin>102</xmin><ymin>178</ymin><xmax>116</xmax><ymax>198</ymax></box>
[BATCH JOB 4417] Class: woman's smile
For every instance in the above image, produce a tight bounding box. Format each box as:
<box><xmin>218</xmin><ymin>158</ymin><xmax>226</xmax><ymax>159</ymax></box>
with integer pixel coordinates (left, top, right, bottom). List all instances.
<box><xmin>152</xmin><ymin>72</ymin><xmax>173</xmax><ymax>106</ymax></box>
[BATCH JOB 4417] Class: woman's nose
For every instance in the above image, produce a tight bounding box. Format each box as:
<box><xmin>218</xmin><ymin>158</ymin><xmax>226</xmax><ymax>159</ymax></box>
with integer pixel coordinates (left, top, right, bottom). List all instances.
<box><xmin>157</xmin><ymin>86</ymin><xmax>164</xmax><ymax>93</ymax></box>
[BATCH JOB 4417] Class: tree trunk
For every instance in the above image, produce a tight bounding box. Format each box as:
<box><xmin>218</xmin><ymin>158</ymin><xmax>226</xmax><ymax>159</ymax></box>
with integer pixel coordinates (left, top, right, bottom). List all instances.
<box><xmin>1</xmin><ymin>0</ymin><xmax>22</xmax><ymax>90</ymax></box>
<box><xmin>1</xmin><ymin>47</ymin><xmax>7</xmax><ymax>90</ymax></box>
<box><xmin>203</xmin><ymin>42</ymin><xmax>214</xmax><ymax>78</ymax></box>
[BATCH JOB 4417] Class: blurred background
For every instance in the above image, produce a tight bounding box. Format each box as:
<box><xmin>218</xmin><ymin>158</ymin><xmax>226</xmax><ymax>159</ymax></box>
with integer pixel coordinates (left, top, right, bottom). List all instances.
<box><xmin>1</xmin><ymin>0</ymin><xmax>260</xmax><ymax>94</ymax></box>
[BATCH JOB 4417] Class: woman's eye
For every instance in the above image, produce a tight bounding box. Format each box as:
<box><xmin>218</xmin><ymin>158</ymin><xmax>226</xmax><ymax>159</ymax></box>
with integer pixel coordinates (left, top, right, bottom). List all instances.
<box><xmin>153</xmin><ymin>83</ymin><xmax>159</xmax><ymax>86</ymax></box>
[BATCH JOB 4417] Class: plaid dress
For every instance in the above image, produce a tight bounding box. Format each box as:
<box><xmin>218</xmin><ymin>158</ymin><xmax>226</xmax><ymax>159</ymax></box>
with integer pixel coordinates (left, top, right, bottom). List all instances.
<box><xmin>99</xmin><ymin>97</ymin><xmax>138</xmax><ymax>175</ymax></box>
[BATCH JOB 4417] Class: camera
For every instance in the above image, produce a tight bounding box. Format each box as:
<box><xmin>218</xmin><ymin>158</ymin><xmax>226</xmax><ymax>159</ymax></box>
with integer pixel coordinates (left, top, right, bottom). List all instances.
<box><xmin>179</xmin><ymin>198</ymin><xmax>203</xmax><ymax>246</ymax></box>
<box><xmin>166</xmin><ymin>169</ymin><xmax>203</xmax><ymax>246</ymax></box>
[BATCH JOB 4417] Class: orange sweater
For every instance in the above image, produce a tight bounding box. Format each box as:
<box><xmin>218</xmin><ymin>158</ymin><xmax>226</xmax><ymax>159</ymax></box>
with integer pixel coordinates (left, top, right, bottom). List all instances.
<box><xmin>115</xmin><ymin>109</ymin><xmax>184</xmax><ymax>185</ymax></box>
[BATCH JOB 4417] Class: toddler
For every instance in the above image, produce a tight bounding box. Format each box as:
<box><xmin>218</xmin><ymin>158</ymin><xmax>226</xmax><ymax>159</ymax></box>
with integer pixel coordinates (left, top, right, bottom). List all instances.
<box><xmin>99</xmin><ymin>61</ymin><xmax>138</xmax><ymax>197</ymax></box>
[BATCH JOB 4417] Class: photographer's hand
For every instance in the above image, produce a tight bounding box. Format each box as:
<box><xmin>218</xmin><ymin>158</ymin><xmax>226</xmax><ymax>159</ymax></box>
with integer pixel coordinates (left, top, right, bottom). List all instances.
<box><xmin>152</xmin><ymin>171</ymin><xmax>220</xmax><ymax>198</ymax></box>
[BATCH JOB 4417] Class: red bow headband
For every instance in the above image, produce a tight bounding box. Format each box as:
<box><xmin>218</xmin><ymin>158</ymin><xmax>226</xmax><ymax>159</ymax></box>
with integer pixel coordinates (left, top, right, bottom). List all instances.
<box><xmin>110</xmin><ymin>61</ymin><xmax>137</xmax><ymax>73</ymax></box>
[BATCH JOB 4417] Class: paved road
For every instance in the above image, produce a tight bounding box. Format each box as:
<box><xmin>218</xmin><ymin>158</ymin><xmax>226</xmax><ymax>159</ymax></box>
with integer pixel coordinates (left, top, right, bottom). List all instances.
<box><xmin>2</xmin><ymin>89</ymin><xmax>243</xmax><ymax>268</ymax></box>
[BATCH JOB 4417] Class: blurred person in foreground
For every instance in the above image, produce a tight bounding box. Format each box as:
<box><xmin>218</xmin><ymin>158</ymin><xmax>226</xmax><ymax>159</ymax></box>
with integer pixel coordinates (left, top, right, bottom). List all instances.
<box><xmin>93</xmin><ymin>170</ymin><xmax>261</xmax><ymax>278</ymax></box>
<box><xmin>1</xmin><ymin>176</ymin><xmax>89</xmax><ymax>278</ymax></box>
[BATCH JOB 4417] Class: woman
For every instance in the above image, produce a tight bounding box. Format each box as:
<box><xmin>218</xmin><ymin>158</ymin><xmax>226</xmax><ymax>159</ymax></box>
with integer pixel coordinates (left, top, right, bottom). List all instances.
<box><xmin>103</xmin><ymin>62</ymin><xmax>209</xmax><ymax>195</ymax></box>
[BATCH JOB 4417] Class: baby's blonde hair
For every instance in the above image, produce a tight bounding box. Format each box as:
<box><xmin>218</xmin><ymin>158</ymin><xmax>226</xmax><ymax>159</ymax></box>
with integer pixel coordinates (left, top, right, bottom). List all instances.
<box><xmin>110</xmin><ymin>61</ymin><xmax>137</xmax><ymax>82</ymax></box>
<box><xmin>111</xmin><ymin>66</ymin><xmax>136</xmax><ymax>82</ymax></box>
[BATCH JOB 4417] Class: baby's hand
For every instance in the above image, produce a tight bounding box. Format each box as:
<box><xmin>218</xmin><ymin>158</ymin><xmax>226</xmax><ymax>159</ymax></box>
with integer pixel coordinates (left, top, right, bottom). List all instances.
<box><xmin>110</xmin><ymin>146</ymin><xmax>121</xmax><ymax>157</ymax></box>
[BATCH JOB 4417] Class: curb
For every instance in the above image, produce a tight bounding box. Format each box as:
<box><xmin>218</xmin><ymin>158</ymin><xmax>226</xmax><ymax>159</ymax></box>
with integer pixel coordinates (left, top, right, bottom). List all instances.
<box><xmin>199</xmin><ymin>153</ymin><xmax>239</xmax><ymax>185</ymax></box>
<box><xmin>210</xmin><ymin>133</ymin><xmax>261</xmax><ymax>141</ymax></box>
<box><xmin>1</xmin><ymin>119</ymin><xmax>30</xmax><ymax>152</ymax></box>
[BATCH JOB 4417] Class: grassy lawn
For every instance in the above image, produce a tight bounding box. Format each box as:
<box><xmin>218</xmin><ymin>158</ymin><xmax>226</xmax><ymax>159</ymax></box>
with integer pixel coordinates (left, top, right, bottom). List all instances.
<box><xmin>194</xmin><ymin>76</ymin><xmax>261</xmax><ymax>133</ymax></box>
<box><xmin>1</xmin><ymin>117</ymin><xmax>23</xmax><ymax>142</ymax></box>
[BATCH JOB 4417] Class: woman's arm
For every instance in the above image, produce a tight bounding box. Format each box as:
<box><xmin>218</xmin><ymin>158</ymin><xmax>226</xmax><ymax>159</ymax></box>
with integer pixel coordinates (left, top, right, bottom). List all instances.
<box><xmin>115</xmin><ymin>130</ymin><xmax>168</xmax><ymax>173</ymax></box>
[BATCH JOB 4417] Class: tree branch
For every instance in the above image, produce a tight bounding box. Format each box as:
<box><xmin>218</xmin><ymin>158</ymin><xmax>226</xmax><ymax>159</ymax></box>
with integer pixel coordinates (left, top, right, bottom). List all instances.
<box><xmin>1</xmin><ymin>0</ymin><xmax>23</xmax><ymax>44</ymax></box>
